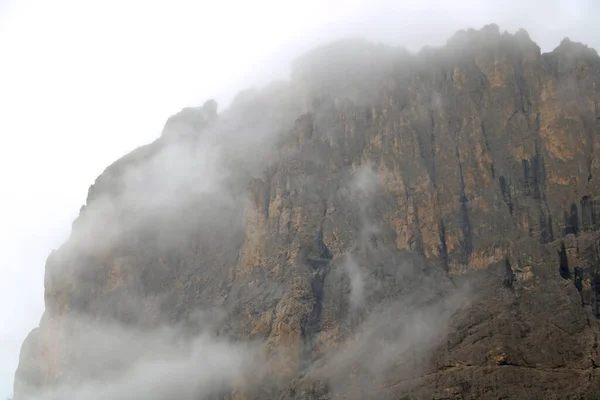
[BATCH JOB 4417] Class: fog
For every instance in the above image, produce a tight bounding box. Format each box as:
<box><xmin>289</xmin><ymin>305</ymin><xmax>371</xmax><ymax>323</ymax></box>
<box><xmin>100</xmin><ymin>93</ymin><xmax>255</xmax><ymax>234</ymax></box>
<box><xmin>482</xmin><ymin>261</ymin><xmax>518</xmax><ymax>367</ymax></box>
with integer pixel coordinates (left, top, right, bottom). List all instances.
<box><xmin>15</xmin><ymin>101</ymin><xmax>470</xmax><ymax>399</ymax></box>
<box><xmin>1</xmin><ymin>0</ymin><xmax>600</xmax><ymax>398</ymax></box>
<box><xmin>17</xmin><ymin>314</ymin><xmax>265</xmax><ymax>400</ymax></box>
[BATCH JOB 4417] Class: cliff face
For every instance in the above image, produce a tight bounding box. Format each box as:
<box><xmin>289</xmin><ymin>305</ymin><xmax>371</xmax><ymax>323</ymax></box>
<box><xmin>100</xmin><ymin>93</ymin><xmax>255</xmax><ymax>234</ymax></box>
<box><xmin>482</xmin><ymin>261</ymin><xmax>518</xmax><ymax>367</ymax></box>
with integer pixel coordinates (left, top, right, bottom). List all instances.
<box><xmin>14</xmin><ymin>24</ymin><xmax>600</xmax><ymax>399</ymax></box>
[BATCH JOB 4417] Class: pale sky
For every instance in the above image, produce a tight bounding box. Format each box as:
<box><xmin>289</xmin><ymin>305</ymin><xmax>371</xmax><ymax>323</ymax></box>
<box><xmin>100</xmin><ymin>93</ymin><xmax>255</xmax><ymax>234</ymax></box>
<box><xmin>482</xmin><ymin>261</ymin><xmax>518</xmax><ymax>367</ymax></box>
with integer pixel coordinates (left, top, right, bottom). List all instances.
<box><xmin>0</xmin><ymin>0</ymin><xmax>598</xmax><ymax>398</ymax></box>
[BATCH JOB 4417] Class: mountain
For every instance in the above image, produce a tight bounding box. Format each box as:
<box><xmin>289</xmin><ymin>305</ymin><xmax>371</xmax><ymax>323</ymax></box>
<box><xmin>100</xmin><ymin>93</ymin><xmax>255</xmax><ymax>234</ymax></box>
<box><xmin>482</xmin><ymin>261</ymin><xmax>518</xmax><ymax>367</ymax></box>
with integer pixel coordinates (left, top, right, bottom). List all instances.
<box><xmin>13</xmin><ymin>24</ymin><xmax>600</xmax><ymax>399</ymax></box>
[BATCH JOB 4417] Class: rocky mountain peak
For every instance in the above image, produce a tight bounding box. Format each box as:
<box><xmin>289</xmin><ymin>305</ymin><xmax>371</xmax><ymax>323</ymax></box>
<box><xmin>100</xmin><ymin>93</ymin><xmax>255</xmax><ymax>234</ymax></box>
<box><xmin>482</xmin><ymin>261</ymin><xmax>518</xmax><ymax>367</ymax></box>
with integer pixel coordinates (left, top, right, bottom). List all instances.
<box><xmin>13</xmin><ymin>24</ymin><xmax>600</xmax><ymax>400</ymax></box>
<box><xmin>553</xmin><ymin>36</ymin><xmax>599</xmax><ymax>59</ymax></box>
<box><xmin>160</xmin><ymin>98</ymin><xmax>219</xmax><ymax>140</ymax></box>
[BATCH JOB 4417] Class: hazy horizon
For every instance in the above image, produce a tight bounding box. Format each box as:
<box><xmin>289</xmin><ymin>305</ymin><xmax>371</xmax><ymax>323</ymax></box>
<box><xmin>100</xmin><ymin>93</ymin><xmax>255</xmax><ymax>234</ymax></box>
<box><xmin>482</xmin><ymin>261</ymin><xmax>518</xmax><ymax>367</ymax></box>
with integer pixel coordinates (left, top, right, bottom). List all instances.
<box><xmin>2</xmin><ymin>0</ymin><xmax>600</xmax><ymax>397</ymax></box>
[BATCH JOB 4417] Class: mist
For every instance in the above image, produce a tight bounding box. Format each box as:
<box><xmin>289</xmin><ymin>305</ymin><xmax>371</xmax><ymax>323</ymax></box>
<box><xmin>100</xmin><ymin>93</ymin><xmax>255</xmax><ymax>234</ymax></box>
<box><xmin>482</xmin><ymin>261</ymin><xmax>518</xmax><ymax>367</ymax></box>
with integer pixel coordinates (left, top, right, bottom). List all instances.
<box><xmin>16</xmin><ymin>85</ymin><xmax>470</xmax><ymax>399</ymax></box>
<box><xmin>2</xmin><ymin>0</ymin><xmax>600</xmax><ymax>399</ymax></box>
<box><xmin>16</xmin><ymin>313</ymin><xmax>266</xmax><ymax>400</ymax></box>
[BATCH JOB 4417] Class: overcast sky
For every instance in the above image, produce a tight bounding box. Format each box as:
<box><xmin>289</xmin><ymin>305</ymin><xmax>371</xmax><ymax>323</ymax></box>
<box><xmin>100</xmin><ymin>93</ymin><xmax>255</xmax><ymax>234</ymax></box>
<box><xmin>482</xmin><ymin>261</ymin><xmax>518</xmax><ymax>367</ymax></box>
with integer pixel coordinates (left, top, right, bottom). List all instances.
<box><xmin>0</xmin><ymin>0</ymin><xmax>598</xmax><ymax>398</ymax></box>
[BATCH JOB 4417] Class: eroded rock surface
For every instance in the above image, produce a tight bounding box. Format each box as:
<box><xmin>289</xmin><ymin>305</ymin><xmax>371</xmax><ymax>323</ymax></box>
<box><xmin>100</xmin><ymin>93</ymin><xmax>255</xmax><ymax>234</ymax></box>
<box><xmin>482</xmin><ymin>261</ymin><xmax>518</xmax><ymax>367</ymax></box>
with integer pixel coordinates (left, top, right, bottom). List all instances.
<box><xmin>14</xmin><ymin>24</ymin><xmax>600</xmax><ymax>399</ymax></box>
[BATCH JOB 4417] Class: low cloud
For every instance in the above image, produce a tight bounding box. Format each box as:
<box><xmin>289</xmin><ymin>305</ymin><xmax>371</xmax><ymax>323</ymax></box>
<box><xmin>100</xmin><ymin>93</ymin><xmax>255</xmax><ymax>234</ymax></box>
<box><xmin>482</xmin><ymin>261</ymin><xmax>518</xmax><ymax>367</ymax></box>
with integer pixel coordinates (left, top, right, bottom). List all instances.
<box><xmin>16</xmin><ymin>312</ymin><xmax>266</xmax><ymax>400</ymax></box>
<box><xmin>342</xmin><ymin>255</ymin><xmax>365</xmax><ymax>310</ymax></box>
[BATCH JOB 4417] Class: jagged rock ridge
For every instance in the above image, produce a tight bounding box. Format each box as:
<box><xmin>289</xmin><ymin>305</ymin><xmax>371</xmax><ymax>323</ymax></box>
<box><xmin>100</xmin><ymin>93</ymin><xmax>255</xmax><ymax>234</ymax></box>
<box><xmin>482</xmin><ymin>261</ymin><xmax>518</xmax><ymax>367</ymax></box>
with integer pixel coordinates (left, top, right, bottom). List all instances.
<box><xmin>14</xmin><ymin>24</ymin><xmax>600</xmax><ymax>399</ymax></box>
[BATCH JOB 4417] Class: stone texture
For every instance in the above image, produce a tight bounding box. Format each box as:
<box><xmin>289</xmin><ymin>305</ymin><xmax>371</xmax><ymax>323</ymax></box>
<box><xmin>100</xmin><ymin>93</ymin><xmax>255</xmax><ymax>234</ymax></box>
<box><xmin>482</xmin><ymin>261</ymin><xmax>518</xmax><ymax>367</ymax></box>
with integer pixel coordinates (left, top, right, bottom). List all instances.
<box><xmin>14</xmin><ymin>24</ymin><xmax>600</xmax><ymax>399</ymax></box>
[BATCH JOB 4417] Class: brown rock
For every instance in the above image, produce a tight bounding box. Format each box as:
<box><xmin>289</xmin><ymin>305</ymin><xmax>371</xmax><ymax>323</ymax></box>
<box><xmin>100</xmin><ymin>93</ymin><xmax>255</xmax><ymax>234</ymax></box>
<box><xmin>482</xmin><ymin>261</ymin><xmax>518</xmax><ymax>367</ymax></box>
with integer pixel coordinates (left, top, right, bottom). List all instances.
<box><xmin>14</xmin><ymin>25</ymin><xmax>600</xmax><ymax>399</ymax></box>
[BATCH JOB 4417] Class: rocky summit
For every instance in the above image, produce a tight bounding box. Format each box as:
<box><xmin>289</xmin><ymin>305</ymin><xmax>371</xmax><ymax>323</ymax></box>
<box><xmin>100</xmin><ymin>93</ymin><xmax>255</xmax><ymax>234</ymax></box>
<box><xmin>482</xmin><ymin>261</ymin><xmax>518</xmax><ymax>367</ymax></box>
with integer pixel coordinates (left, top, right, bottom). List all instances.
<box><xmin>13</xmin><ymin>24</ymin><xmax>600</xmax><ymax>399</ymax></box>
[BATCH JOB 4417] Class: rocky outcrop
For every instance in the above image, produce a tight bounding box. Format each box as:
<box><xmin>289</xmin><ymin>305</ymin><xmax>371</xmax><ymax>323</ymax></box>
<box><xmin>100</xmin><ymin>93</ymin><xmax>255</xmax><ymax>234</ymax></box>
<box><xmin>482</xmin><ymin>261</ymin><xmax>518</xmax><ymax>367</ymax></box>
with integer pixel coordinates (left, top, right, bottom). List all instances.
<box><xmin>14</xmin><ymin>24</ymin><xmax>600</xmax><ymax>399</ymax></box>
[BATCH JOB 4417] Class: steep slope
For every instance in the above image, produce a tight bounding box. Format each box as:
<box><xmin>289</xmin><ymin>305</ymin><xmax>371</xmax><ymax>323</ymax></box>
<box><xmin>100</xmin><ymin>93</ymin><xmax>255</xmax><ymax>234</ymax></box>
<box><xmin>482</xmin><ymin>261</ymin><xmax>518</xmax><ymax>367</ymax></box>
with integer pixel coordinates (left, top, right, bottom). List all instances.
<box><xmin>14</xmin><ymin>24</ymin><xmax>600</xmax><ymax>399</ymax></box>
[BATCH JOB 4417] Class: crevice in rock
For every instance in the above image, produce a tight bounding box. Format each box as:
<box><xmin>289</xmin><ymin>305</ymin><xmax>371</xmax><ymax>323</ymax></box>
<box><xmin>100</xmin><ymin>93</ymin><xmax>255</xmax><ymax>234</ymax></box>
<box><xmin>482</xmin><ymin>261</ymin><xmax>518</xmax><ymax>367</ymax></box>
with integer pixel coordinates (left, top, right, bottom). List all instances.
<box><xmin>438</xmin><ymin>219</ymin><xmax>449</xmax><ymax>272</ymax></box>
<box><xmin>522</xmin><ymin>159</ymin><xmax>531</xmax><ymax>194</ymax></box>
<box><xmin>480</xmin><ymin>121</ymin><xmax>494</xmax><ymax>175</ymax></box>
<box><xmin>529</xmin><ymin>137</ymin><xmax>556</xmax><ymax>244</ymax></box>
<box><xmin>540</xmin><ymin>212</ymin><xmax>555</xmax><ymax>244</ymax></box>
<box><xmin>506</xmin><ymin>109</ymin><xmax>519</xmax><ymax>126</ymax></box>
<box><xmin>303</xmin><ymin>265</ymin><xmax>329</xmax><ymax>341</ymax></box>
<box><xmin>531</xmin><ymin>153</ymin><xmax>544</xmax><ymax>201</ymax></box>
<box><xmin>307</xmin><ymin>204</ymin><xmax>334</xmax><ymax>269</ymax></box>
<box><xmin>457</xmin><ymin>147</ymin><xmax>473</xmax><ymax>263</ymax></box>
<box><xmin>558</xmin><ymin>242</ymin><xmax>571</xmax><ymax>280</ymax></box>
<box><xmin>592</xmin><ymin>199</ymin><xmax>600</xmax><ymax>230</ymax></box>
<box><xmin>302</xmin><ymin>204</ymin><xmax>333</xmax><ymax>356</ymax></box>
<box><xmin>581</xmin><ymin>195</ymin><xmax>592</xmax><ymax>231</ymax></box>
<box><xmin>564</xmin><ymin>203</ymin><xmax>580</xmax><ymax>236</ymax></box>
<box><xmin>412</xmin><ymin>200</ymin><xmax>425</xmax><ymax>256</ymax></box>
<box><xmin>430</xmin><ymin>108</ymin><xmax>438</xmax><ymax>188</ymax></box>
<box><xmin>503</xmin><ymin>256</ymin><xmax>516</xmax><ymax>288</ymax></box>
<box><xmin>499</xmin><ymin>176</ymin><xmax>514</xmax><ymax>216</ymax></box>
<box><xmin>582</xmin><ymin>112</ymin><xmax>597</xmax><ymax>190</ymax></box>
<box><xmin>530</xmin><ymin>139</ymin><xmax>548</xmax><ymax>202</ymax></box>
<box><xmin>415</xmin><ymin>103</ymin><xmax>437</xmax><ymax>189</ymax></box>
<box><xmin>574</xmin><ymin>266</ymin><xmax>584</xmax><ymax>292</ymax></box>
<box><xmin>510</xmin><ymin>48</ymin><xmax>530</xmax><ymax>113</ymax></box>
<box><xmin>592</xmin><ymin>275</ymin><xmax>600</xmax><ymax>318</ymax></box>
